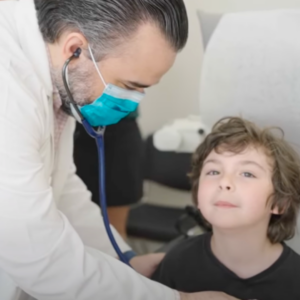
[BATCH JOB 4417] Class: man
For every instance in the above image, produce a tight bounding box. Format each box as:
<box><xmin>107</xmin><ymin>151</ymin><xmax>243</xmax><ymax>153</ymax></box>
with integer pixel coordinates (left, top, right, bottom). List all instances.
<box><xmin>0</xmin><ymin>0</ymin><xmax>239</xmax><ymax>299</ymax></box>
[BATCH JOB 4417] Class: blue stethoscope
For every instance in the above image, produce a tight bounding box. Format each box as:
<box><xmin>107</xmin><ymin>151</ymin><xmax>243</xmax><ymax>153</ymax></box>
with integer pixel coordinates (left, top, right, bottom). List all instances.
<box><xmin>62</xmin><ymin>48</ymin><xmax>131</xmax><ymax>266</ymax></box>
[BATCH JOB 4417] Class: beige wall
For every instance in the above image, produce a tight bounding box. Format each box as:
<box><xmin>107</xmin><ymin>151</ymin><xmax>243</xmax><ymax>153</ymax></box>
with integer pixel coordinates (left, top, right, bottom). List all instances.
<box><xmin>138</xmin><ymin>0</ymin><xmax>300</xmax><ymax>136</ymax></box>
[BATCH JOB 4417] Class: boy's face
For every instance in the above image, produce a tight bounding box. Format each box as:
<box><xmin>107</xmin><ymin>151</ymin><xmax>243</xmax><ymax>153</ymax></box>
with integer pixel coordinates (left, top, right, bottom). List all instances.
<box><xmin>198</xmin><ymin>146</ymin><xmax>279</xmax><ymax>231</ymax></box>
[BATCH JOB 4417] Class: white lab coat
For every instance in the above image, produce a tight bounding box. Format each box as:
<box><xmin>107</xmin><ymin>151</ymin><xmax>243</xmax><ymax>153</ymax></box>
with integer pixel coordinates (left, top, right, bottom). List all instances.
<box><xmin>0</xmin><ymin>1</ymin><xmax>179</xmax><ymax>299</ymax></box>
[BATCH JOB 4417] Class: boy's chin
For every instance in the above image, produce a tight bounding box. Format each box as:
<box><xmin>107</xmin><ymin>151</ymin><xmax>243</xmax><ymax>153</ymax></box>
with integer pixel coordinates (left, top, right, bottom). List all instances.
<box><xmin>207</xmin><ymin>217</ymin><xmax>246</xmax><ymax>231</ymax></box>
<box><xmin>211</xmin><ymin>223</ymin><xmax>242</xmax><ymax>232</ymax></box>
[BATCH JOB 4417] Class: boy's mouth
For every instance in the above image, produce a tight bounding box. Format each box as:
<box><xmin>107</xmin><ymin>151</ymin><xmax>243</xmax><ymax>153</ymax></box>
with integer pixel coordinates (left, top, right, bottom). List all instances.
<box><xmin>214</xmin><ymin>201</ymin><xmax>237</xmax><ymax>208</ymax></box>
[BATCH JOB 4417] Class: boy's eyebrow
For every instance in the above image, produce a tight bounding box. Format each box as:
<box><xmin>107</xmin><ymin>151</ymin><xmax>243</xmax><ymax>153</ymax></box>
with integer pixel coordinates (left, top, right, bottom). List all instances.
<box><xmin>239</xmin><ymin>160</ymin><xmax>267</xmax><ymax>172</ymax></box>
<box><xmin>203</xmin><ymin>159</ymin><xmax>220</xmax><ymax>165</ymax></box>
<box><xmin>203</xmin><ymin>159</ymin><xmax>267</xmax><ymax>172</ymax></box>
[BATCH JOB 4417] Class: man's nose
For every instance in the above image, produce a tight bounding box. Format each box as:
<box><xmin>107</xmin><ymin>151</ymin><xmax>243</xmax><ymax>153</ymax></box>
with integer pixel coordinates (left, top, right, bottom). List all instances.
<box><xmin>218</xmin><ymin>174</ymin><xmax>235</xmax><ymax>191</ymax></box>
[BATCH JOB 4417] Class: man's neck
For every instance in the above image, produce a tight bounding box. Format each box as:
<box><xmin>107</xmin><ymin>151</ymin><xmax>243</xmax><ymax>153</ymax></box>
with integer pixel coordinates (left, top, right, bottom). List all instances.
<box><xmin>211</xmin><ymin>226</ymin><xmax>283</xmax><ymax>279</ymax></box>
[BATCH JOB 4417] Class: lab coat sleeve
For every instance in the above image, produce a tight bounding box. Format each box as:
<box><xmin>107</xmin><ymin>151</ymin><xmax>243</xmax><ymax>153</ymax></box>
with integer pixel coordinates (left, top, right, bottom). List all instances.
<box><xmin>57</xmin><ymin>161</ymin><xmax>131</xmax><ymax>257</ymax></box>
<box><xmin>0</xmin><ymin>74</ymin><xmax>180</xmax><ymax>300</ymax></box>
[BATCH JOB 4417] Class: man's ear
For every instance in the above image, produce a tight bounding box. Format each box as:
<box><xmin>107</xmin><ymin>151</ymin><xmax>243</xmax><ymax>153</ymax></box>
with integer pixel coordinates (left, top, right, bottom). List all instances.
<box><xmin>62</xmin><ymin>33</ymin><xmax>88</xmax><ymax>62</ymax></box>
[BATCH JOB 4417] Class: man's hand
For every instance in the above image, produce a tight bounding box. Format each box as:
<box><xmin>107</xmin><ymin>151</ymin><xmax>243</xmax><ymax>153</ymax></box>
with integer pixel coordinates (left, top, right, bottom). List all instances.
<box><xmin>179</xmin><ymin>291</ymin><xmax>241</xmax><ymax>300</ymax></box>
<box><xmin>129</xmin><ymin>253</ymin><xmax>165</xmax><ymax>278</ymax></box>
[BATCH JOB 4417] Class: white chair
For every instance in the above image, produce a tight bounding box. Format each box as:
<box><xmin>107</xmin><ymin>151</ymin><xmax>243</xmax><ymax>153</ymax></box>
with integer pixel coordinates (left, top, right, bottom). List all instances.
<box><xmin>197</xmin><ymin>10</ymin><xmax>300</xmax><ymax>253</ymax></box>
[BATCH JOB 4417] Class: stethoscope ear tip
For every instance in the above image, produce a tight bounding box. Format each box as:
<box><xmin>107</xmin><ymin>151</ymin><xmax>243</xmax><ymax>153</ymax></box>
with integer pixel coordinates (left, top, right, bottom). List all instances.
<box><xmin>73</xmin><ymin>48</ymin><xmax>82</xmax><ymax>58</ymax></box>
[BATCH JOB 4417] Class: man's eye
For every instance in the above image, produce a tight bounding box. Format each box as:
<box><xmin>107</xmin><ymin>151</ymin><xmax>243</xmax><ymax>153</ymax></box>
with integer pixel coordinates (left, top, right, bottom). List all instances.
<box><xmin>207</xmin><ymin>170</ymin><xmax>220</xmax><ymax>176</ymax></box>
<box><xmin>242</xmin><ymin>172</ymin><xmax>255</xmax><ymax>178</ymax></box>
<box><xmin>124</xmin><ymin>85</ymin><xmax>136</xmax><ymax>91</ymax></box>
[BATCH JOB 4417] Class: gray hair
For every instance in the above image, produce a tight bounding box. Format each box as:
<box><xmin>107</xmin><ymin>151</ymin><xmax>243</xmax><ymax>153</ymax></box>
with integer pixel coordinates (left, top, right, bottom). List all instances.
<box><xmin>34</xmin><ymin>0</ymin><xmax>188</xmax><ymax>59</ymax></box>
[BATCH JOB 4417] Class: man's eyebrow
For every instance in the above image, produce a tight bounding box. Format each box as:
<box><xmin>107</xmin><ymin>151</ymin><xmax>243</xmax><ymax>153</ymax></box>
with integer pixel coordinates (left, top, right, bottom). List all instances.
<box><xmin>126</xmin><ymin>81</ymin><xmax>151</xmax><ymax>89</ymax></box>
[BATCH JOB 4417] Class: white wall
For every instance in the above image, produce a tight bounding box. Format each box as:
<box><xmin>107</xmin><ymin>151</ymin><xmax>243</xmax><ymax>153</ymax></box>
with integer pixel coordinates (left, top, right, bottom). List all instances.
<box><xmin>138</xmin><ymin>0</ymin><xmax>300</xmax><ymax>136</ymax></box>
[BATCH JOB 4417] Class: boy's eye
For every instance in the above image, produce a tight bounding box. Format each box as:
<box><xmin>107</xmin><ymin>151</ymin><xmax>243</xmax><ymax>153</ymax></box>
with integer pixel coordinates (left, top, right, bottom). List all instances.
<box><xmin>242</xmin><ymin>172</ymin><xmax>255</xmax><ymax>178</ymax></box>
<box><xmin>207</xmin><ymin>170</ymin><xmax>220</xmax><ymax>176</ymax></box>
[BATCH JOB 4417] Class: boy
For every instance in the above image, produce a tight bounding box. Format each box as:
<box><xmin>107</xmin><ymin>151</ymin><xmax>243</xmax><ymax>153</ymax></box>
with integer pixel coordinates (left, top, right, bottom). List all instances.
<box><xmin>152</xmin><ymin>117</ymin><xmax>300</xmax><ymax>300</ymax></box>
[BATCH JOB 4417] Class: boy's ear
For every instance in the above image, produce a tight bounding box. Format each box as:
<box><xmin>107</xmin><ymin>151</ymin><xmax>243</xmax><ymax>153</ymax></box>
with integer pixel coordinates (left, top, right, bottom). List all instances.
<box><xmin>271</xmin><ymin>200</ymin><xmax>289</xmax><ymax>215</ymax></box>
<box><xmin>271</xmin><ymin>206</ymin><xmax>282</xmax><ymax>215</ymax></box>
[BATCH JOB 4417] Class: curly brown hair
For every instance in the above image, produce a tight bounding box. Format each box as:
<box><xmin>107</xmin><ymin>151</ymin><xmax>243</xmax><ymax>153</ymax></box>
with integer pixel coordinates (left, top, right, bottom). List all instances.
<box><xmin>190</xmin><ymin>117</ymin><xmax>300</xmax><ymax>243</ymax></box>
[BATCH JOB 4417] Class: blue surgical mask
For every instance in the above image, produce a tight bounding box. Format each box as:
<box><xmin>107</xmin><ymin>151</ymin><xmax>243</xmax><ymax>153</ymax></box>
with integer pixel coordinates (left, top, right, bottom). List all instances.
<box><xmin>70</xmin><ymin>45</ymin><xmax>145</xmax><ymax>127</ymax></box>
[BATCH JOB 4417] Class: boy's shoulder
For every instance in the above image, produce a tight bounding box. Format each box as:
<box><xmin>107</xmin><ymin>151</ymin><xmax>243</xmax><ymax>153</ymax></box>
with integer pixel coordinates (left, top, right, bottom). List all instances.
<box><xmin>280</xmin><ymin>243</ymin><xmax>300</xmax><ymax>271</ymax></box>
<box><xmin>262</xmin><ymin>243</ymin><xmax>300</xmax><ymax>299</ymax></box>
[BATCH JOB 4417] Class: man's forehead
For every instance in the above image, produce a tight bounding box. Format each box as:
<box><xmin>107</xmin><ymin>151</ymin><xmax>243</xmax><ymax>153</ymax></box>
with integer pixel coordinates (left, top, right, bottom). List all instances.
<box><xmin>101</xmin><ymin>53</ymin><xmax>174</xmax><ymax>87</ymax></box>
<box><xmin>102</xmin><ymin>26</ymin><xmax>176</xmax><ymax>72</ymax></box>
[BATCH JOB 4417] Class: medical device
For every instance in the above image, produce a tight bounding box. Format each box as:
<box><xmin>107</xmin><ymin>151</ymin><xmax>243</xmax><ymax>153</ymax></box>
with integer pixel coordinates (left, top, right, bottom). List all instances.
<box><xmin>62</xmin><ymin>48</ymin><xmax>131</xmax><ymax>266</ymax></box>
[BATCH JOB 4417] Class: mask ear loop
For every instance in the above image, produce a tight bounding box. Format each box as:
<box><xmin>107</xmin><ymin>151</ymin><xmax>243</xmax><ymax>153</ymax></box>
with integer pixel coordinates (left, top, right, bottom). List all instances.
<box><xmin>87</xmin><ymin>44</ymin><xmax>107</xmax><ymax>88</ymax></box>
<box><xmin>62</xmin><ymin>48</ymin><xmax>84</xmax><ymax>121</ymax></box>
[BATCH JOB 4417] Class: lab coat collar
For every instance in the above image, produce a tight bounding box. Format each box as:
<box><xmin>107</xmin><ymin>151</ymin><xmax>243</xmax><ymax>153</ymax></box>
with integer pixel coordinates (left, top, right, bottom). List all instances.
<box><xmin>15</xmin><ymin>0</ymin><xmax>53</xmax><ymax>98</ymax></box>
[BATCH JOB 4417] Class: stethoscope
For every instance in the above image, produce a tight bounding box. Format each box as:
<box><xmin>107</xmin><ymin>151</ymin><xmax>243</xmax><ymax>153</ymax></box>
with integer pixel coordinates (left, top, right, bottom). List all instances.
<box><xmin>62</xmin><ymin>48</ymin><xmax>131</xmax><ymax>266</ymax></box>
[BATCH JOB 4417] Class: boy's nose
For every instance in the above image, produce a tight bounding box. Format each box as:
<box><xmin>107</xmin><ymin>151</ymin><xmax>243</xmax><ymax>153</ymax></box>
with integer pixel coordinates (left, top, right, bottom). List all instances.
<box><xmin>219</xmin><ymin>175</ymin><xmax>235</xmax><ymax>191</ymax></box>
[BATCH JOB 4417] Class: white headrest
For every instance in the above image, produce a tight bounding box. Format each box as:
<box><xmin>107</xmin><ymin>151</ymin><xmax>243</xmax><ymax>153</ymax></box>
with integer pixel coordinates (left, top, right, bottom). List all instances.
<box><xmin>199</xmin><ymin>10</ymin><xmax>300</xmax><ymax>154</ymax></box>
<box><xmin>153</xmin><ymin>116</ymin><xmax>208</xmax><ymax>153</ymax></box>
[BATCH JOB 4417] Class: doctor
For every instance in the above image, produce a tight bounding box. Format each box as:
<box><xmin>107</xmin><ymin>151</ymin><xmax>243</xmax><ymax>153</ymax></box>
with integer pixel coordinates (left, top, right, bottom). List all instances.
<box><xmin>0</xmin><ymin>0</ymin><xmax>239</xmax><ymax>300</ymax></box>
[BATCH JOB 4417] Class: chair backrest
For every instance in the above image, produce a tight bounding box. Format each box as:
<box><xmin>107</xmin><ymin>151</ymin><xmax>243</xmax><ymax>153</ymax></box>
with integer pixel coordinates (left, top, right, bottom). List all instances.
<box><xmin>197</xmin><ymin>10</ymin><xmax>300</xmax><ymax>253</ymax></box>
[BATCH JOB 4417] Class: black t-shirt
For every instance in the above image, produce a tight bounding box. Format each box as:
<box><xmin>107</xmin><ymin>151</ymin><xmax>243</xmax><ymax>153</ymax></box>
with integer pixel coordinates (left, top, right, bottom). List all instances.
<box><xmin>152</xmin><ymin>233</ymin><xmax>300</xmax><ymax>300</ymax></box>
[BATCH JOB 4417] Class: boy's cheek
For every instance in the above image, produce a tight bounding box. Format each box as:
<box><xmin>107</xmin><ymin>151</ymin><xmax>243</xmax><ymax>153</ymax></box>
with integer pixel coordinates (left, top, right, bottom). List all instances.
<box><xmin>197</xmin><ymin>180</ymin><xmax>219</xmax><ymax>213</ymax></box>
<box><xmin>197</xmin><ymin>191</ymin><xmax>210</xmax><ymax>212</ymax></box>
<box><xmin>198</xmin><ymin>181</ymin><xmax>214</xmax><ymax>200</ymax></box>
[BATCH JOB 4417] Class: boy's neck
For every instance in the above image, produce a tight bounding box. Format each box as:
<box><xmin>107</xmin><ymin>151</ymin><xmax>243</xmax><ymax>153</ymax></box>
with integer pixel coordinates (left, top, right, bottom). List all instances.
<box><xmin>211</xmin><ymin>226</ymin><xmax>283</xmax><ymax>279</ymax></box>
